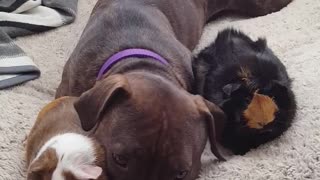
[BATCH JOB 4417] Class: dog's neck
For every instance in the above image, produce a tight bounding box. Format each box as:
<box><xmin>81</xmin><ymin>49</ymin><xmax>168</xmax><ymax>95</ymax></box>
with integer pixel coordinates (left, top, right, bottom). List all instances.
<box><xmin>102</xmin><ymin>56</ymin><xmax>186</xmax><ymax>88</ymax></box>
<box><xmin>97</xmin><ymin>49</ymin><xmax>169</xmax><ymax>80</ymax></box>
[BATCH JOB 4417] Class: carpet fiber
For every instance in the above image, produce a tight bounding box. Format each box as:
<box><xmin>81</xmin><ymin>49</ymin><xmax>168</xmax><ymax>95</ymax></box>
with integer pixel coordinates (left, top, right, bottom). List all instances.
<box><xmin>0</xmin><ymin>0</ymin><xmax>319</xmax><ymax>179</ymax></box>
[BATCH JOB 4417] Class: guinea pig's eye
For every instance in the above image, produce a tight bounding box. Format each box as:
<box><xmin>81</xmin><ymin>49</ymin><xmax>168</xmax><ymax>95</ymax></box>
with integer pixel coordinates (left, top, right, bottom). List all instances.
<box><xmin>112</xmin><ymin>153</ymin><xmax>128</xmax><ymax>168</ymax></box>
<box><xmin>175</xmin><ymin>170</ymin><xmax>188</xmax><ymax>179</ymax></box>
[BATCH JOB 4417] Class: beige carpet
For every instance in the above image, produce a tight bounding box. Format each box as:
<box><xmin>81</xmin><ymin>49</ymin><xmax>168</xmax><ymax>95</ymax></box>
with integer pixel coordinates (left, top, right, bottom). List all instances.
<box><xmin>1</xmin><ymin>0</ymin><xmax>319</xmax><ymax>179</ymax></box>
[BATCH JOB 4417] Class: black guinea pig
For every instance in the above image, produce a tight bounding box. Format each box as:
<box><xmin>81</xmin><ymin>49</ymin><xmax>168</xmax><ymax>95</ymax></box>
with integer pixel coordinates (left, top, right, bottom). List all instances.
<box><xmin>193</xmin><ymin>28</ymin><xmax>297</xmax><ymax>155</ymax></box>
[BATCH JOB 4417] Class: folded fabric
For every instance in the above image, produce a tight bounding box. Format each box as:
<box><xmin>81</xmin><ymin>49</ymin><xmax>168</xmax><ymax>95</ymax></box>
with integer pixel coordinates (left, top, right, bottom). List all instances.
<box><xmin>0</xmin><ymin>0</ymin><xmax>78</xmax><ymax>90</ymax></box>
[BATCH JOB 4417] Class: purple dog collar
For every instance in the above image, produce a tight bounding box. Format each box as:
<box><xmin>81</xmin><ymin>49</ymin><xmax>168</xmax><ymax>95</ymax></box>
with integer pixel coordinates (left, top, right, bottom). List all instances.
<box><xmin>97</xmin><ymin>48</ymin><xmax>169</xmax><ymax>80</ymax></box>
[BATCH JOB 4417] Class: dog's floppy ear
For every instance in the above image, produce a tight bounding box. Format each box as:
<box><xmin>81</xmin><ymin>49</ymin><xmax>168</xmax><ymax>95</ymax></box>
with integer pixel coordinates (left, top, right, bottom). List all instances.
<box><xmin>195</xmin><ymin>96</ymin><xmax>226</xmax><ymax>161</ymax></box>
<box><xmin>74</xmin><ymin>74</ymin><xmax>131</xmax><ymax>131</ymax></box>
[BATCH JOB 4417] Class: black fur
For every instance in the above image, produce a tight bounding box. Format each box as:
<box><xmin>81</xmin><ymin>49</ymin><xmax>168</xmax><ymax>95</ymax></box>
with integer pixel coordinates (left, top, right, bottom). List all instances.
<box><xmin>193</xmin><ymin>28</ymin><xmax>297</xmax><ymax>155</ymax></box>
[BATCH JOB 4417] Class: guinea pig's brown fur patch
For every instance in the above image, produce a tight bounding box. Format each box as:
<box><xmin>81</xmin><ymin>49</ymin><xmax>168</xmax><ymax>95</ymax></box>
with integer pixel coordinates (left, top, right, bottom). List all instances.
<box><xmin>37</xmin><ymin>96</ymin><xmax>70</xmax><ymax>121</ymax></box>
<box><xmin>243</xmin><ymin>92</ymin><xmax>279</xmax><ymax>129</ymax></box>
<box><xmin>26</xmin><ymin>97</ymin><xmax>73</xmax><ymax>165</ymax></box>
<box><xmin>63</xmin><ymin>171</ymin><xmax>78</xmax><ymax>180</ymax></box>
<box><xmin>28</xmin><ymin>148</ymin><xmax>58</xmax><ymax>175</ymax></box>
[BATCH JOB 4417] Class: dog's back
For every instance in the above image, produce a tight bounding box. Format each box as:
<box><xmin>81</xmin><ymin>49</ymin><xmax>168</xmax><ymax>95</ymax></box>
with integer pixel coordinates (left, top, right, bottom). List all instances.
<box><xmin>56</xmin><ymin>0</ymin><xmax>210</xmax><ymax>97</ymax></box>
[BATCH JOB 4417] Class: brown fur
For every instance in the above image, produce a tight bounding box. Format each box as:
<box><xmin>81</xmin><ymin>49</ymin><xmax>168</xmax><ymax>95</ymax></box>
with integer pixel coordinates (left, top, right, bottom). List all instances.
<box><xmin>74</xmin><ymin>72</ymin><xmax>225</xmax><ymax>179</ymax></box>
<box><xmin>55</xmin><ymin>0</ymin><xmax>292</xmax><ymax>179</ymax></box>
<box><xmin>238</xmin><ymin>67</ymin><xmax>279</xmax><ymax>128</ymax></box>
<box><xmin>25</xmin><ymin>97</ymin><xmax>82</xmax><ymax>165</ymax></box>
<box><xmin>27</xmin><ymin>148</ymin><xmax>58</xmax><ymax>180</ymax></box>
<box><xmin>37</xmin><ymin>96</ymin><xmax>70</xmax><ymax>121</ymax></box>
<box><xmin>63</xmin><ymin>171</ymin><xmax>78</xmax><ymax>180</ymax></box>
<box><xmin>25</xmin><ymin>97</ymin><xmax>107</xmax><ymax>180</ymax></box>
<box><xmin>243</xmin><ymin>92</ymin><xmax>279</xmax><ymax>129</ymax></box>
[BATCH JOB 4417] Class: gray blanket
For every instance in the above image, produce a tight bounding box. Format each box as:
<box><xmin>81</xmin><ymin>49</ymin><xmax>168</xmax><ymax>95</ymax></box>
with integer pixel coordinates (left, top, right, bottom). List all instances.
<box><xmin>0</xmin><ymin>0</ymin><xmax>78</xmax><ymax>90</ymax></box>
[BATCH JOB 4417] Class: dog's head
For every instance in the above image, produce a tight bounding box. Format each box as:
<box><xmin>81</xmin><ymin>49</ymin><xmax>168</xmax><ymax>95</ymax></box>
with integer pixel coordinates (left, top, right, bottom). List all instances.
<box><xmin>74</xmin><ymin>73</ymin><xmax>225</xmax><ymax>180</ymax></box>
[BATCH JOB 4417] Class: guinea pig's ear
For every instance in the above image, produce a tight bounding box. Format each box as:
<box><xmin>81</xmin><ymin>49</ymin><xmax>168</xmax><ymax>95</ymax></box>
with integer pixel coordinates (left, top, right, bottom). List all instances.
<box><xmin>71</xmin><ymin>165</ymin><xmax>102</xmax><ymax>180</ymax></box>
<box><xmin>74</xmin><ymin>74</ymin><xmax>131</xmax><ymax>131</ymax></box>
<box><xmin>195</xmin><ymin>96</ymin><xmax>226</xmax><ymax>161</ymax></box>
<box><xmin>254</xmin><ymin>38</ymin><xmax>267</xmax><ymax>52</ymax></box>
<box><xmin>27</xmin><ymin>148</ymin><xmax>58</xmax><ymax>180</ymax></box>
<box><xmin>70</xmin><ymin>154</ymin><xmax>103</xmax><ymax>179</ymax></box>
<box><xmin>222</xmin><ymin>83</ymin><xmax>242</xmax><ymax>96</ymax></box>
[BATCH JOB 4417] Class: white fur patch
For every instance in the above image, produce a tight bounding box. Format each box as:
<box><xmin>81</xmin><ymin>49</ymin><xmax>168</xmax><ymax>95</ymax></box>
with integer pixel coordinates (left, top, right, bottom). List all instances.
<box><xmin>33</xmin><ymin>133</ymin><xmax>97</xmax><ymax>180</ymax></box>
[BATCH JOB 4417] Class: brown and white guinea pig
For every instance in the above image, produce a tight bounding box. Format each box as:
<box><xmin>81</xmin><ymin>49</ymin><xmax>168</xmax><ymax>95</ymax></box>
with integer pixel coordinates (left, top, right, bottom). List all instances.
<box><xmin>25</xmin><ymin>97</ymin><xmax>107</xmax><ymax>180</ymax></box>
<box><xmin>193</xmin><ymin>28</ymin><xmax>297</xmax><ymax>155</ymax></box>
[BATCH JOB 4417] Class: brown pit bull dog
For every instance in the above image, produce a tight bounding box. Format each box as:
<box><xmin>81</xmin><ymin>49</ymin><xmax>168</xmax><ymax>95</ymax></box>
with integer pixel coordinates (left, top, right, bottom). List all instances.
<box><xmin>56</xmin><ymin>0</ymin><xmax>292</xmax><ymax>179</ymax></box>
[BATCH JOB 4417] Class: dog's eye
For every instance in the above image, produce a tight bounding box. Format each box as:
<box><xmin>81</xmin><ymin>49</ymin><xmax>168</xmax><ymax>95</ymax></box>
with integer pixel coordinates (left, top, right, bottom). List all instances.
<box><xmin>175</xmin><ymin>170</ymin><xmax>188</xmax><ymax>179</ymax></box>
<box><xmin>112</xmin><ymin>153</ymin><xmax>128</xmax><ymax>168</ymax></box>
